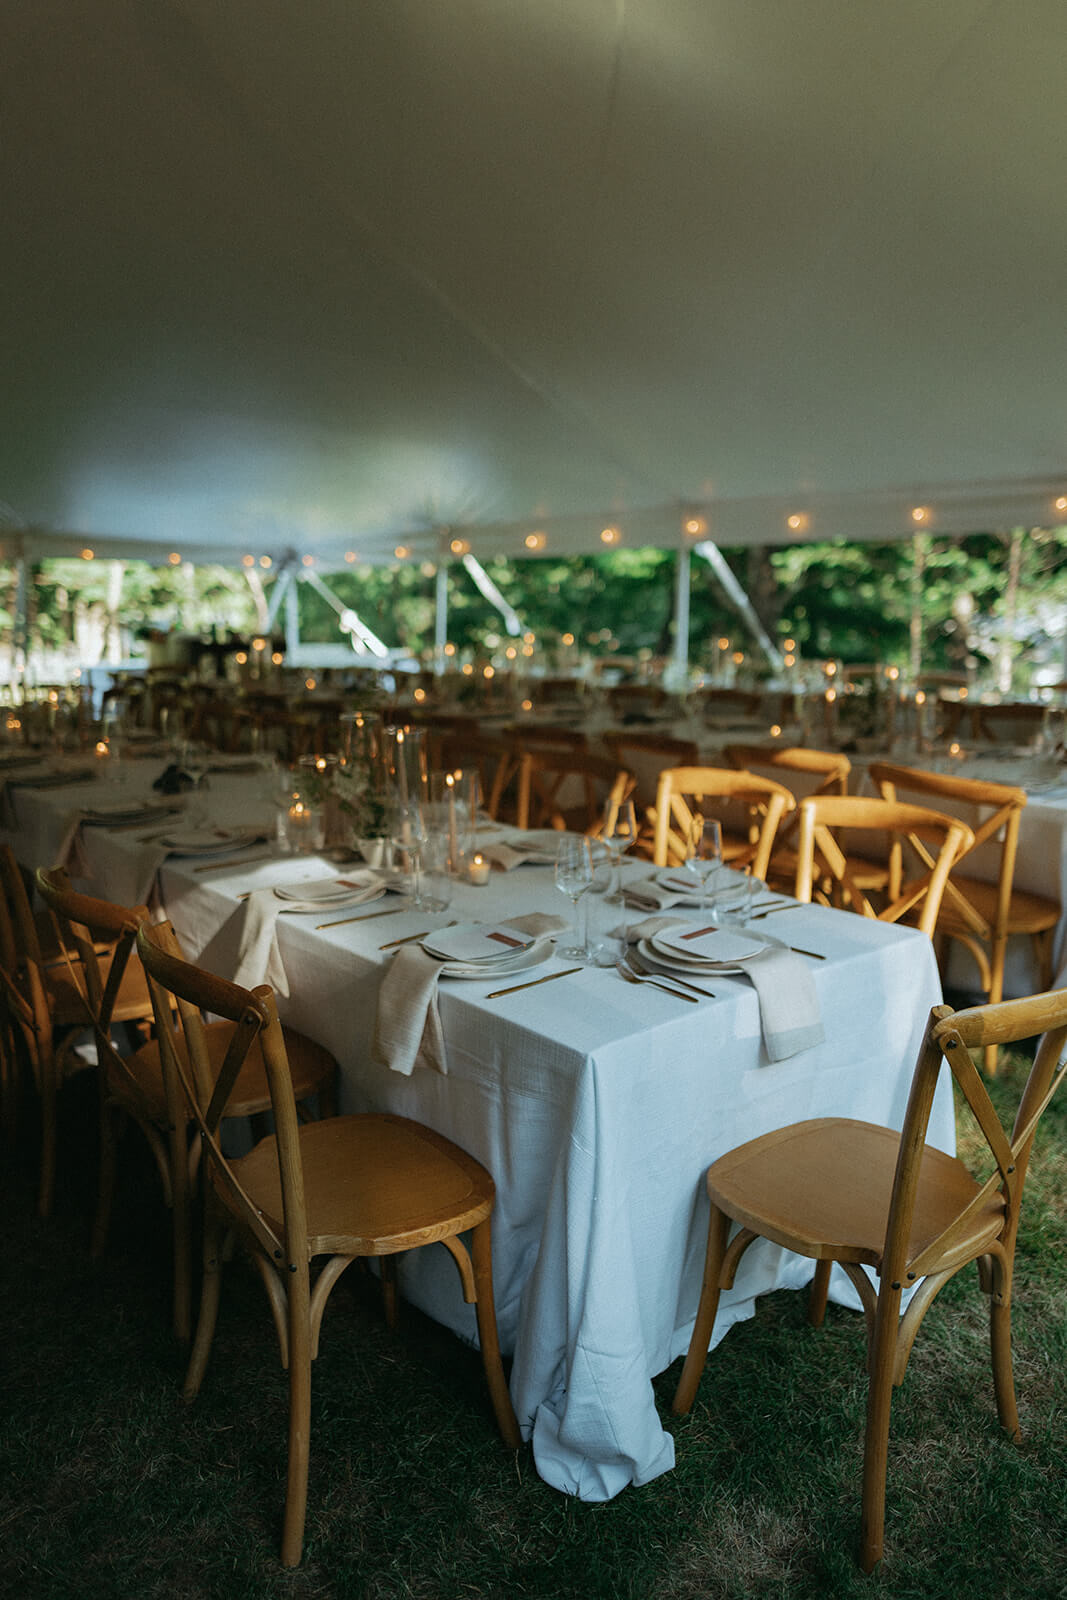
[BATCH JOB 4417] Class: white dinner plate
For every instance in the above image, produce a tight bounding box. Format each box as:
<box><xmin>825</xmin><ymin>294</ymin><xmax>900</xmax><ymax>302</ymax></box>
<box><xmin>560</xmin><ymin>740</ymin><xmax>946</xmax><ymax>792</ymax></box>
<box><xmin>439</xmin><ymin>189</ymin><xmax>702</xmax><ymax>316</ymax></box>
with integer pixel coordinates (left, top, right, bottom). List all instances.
<box><xmin>273</xmin><ymin>873</ymin><xmax>381</xmax><ymax>903</ymax></box>
<box><xmin>81</xmin><ymin>801</ymin><xmax>174</xmax><ymax>826</ymax></box>
<box><xmin>646</xmin><ymin>923</ymin><xmax>780</xmax><ymax>971</ymax></box>
<box><xmin>158</xmin><ymin>826</ymin><xmax>263</xmax><ymax>854</ymax></box>
<box><xmin>440</xmin><ymin>940</ymin><xmax>552</xmax><ymax>980</ymax></box>
<box><xmin>422</xmin><ymin>921</ymin><xmax>539</xmax><ymax>962</ymax></box>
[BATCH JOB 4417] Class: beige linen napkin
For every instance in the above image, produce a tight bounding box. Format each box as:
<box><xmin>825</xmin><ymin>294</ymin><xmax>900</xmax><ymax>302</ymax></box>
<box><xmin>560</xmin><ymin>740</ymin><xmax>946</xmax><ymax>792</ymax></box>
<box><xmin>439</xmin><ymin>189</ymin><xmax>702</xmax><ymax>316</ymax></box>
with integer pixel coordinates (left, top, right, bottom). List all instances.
<box><xmin>373</xmin><ymin>912</ymin><xmax>567</xmax><ymax>1076</ymax></box>
<box><xmin>623</xmin><ymin>877</ymin><xmax>696</xmax><ymax>911</ymax></box>
<box><xmin>479</xmin><ymin>841</ymin><xmax>553</xmax><ymax>871</ymax></box>
<box><xmin>232</xmin><ymin>888</ymin><xmax>291</xmax><ymax>997</ymax></box>
<box><xmin>626</xmin><ymin>916</ymin><xmax>823</xmax><ymax>1062</ymax></box>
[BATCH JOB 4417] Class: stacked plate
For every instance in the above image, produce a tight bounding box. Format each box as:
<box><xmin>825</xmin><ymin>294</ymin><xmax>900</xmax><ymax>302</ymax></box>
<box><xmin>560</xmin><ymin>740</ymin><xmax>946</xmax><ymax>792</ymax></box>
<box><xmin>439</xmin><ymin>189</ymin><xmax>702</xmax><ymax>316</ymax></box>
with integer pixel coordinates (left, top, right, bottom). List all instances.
<box><xmin>272</xmin><ymin>874</ymin><xmax>386</xmax><ymax>913</ymax></box>
<box><xmin>636</xmin><ymin>921</ymin><xmax>784</xmax><ymax>977</ymax></box>
<box><xmin>419</xmin><ymin>921</ymin><xmax>552</xmax><ymax>979</ymax></box>
<box><xmin>156</xmin><ymin>825</ymin><xmax>265</xmax><ymax>856</ymax></box>
<box><xmin>81</xmin><ymin>800</ymin><xmax>179</xmax><ymax>826</ymax></box>
<box><xmin>654</xmin><ymin>866</ymin><xmax>752</xmax><ymax>909</ymax></box>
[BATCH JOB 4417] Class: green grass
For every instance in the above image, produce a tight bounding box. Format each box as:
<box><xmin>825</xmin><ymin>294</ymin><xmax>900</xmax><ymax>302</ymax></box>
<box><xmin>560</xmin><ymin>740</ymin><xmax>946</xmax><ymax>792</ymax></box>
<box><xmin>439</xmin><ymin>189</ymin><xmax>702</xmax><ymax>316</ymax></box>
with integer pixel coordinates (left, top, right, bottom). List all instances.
<box><xmin>3</xmin><ymin>1052</ymin><xmax>1066</xmax><ymax>1600</ymax></box>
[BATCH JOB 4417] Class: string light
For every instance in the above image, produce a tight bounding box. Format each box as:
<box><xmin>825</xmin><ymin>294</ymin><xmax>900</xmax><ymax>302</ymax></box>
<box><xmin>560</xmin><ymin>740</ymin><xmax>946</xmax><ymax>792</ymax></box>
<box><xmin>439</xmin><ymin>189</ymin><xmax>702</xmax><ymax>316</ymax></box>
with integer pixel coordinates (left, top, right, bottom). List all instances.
<box><xmin>524</xmin><ymin>531</ymin><xmax>546</xmax><ymax>551</ymax></box>
<box><xmin>394</xmin><ymin>545</ymin><xmax>409</xmax><ymax>560</ymax></box>
<box><xmin>910</xmin><ymin>506</ymin><xmax>930</xmax><ymax>525</ymax></box>
<box><xmin>786</xmin><ymin>513</ymin><xmax>809</xmax><ymax>533</ymax></box>
<box><xmin>271</xmin><ymin>651</ymin><xmax>283</xmax><ymax>665</ymax></box>
<box><xmin>684</xmin><ymin>516</ymin><xmax>706</xmax><ymax>537</ymax></box>
<box><xmin>600</xmin><ymin>526</ymin><xmax>620</xmax><ymax>546</ymax></box>
<box><xmin>344</xmin><ymin>550</ymin><xmax>359</xmax><ymax>563</ymax></box>
<box><xmin>167</xmin><ymin>551</ymin><xmax>181</xmax><ymax>566</ymax></box>
<box><xmin>1055</xmin><ymin>496</ymin><xmax>1067</xmax><ymax>514</ymax></box>
<box><xmin>561</xmin><ymin>632</ymin><xmax>574</xmax><ymax>646</ymax></box>
<box><xmin>301</xmin><ymin>554</ymin><xmax>314</xmax><ymax>567</ymax></box>
<box><xmin>242</xmin><ymin>554</ymin><xmax>254</xmax><ymax>568</ymax></box>
<box><xmin>449</xmin><ymin>537</ymin><xmax>470</xmax><ymax>556</ymax></box>
<box><xmin>259</xmin><ymin>555</ymin><xmax>272</xmax><ymax>569</ymax></box>
<box><xmin>80</xmin><ymin>548</ymin><xmax>94</xmax><ymax>561</ymax></box>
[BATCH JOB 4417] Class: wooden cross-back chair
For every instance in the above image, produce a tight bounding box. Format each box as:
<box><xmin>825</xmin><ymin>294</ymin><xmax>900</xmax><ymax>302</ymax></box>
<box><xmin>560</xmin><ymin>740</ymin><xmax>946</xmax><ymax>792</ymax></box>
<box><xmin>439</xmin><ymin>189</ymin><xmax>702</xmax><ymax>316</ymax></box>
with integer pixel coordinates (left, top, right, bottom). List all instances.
<box><xmin>601</xmin><ymin>731</ymin><xmax>699</xmax><ymax>854</ymax></box>
<box><xmin>652</xmin><ymin>766</ymin><xmax>795</xmax><ymax>879</ymax></box>
<box><xmin>34</xmin><ymin>869</ymin><xmax>337</xmax><ymax>1339</ymax></box>
<box><xmin>869</xmin><ymin>762</ymin><xmax>1060</xmax><ymax>1072</ymax></box>
<box><xmin>723</xmin><ymin>743</ymin><xmax>853</xmax><ymax>888</ymax></box>
<box><xmin>136</xmin><ymin>919</ymin><xmax>520</xmax><ymax>1567</ymax></box>
<box><xmin>672</xmin><ymin>988</ymin><xmax>1067</xmax><ymax>1571</ymax></box>
<box><xmin>793</xmin><ymin>794</ymin><xmax>974</xmax><ymax>938</ymax></box>
<box><xmin>515</xmin><ymin>749</ymin><xmax>634</xmax><ymax>834</ymax></box>
<box><xmin>431</xmin><ymin>730</ymin><xmax>513</xmax><ymax>822</ymax></box>
<box><xmin>693</xmin><ymin>687</ymin><xmax>764</xmax><ymax>722</ymax></box>
<box><xmin>0</xmin><ymin>846</ymin><xmax>157</xmax><ymax>1220</ymax></box>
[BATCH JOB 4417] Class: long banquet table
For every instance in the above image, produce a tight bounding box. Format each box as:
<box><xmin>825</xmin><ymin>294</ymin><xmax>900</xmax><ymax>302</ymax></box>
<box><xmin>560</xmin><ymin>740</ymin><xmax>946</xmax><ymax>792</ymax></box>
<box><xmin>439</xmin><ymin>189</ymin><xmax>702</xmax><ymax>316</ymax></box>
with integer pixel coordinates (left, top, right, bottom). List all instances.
<box><xmin>5</xmin><ymin>760</ymin><xmax>955</xmax><ymax>1501</ymax></box>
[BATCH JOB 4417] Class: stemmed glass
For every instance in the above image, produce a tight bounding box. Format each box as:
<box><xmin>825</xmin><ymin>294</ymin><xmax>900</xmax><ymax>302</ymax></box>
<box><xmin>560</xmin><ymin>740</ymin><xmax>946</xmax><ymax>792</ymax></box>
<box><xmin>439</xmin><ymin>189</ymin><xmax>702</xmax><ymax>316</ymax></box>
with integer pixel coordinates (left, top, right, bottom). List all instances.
<box><xmin>600</xmin><ymin>795</ymin><xmax>638</xmax><ymax>901</ymax></box>
<box><xmin>388</xmin><ymin>795</ymin><xmax>428</xmax><ymax>907</ymax></box>
<box><xmin>682</xmin><ymin>815</ymin><xmax>723</xmax><ymax>914</ymax></box>
<box><xmin>554</xmin><ymin>834</ymin><xmax>594</xmax><ymax>961</ymax></box>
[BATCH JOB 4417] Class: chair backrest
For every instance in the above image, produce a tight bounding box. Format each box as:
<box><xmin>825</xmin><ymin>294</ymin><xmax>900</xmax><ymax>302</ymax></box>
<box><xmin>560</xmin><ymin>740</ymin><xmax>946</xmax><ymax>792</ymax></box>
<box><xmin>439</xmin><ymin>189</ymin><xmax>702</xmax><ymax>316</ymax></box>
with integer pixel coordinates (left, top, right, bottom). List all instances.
<box><xmin>694</xmin><ymin>687</ymin><xmax>763</xmax><ymax>721</ymax></box>
<box><xmin>652</xmin><ymin>766</ymin><xmax>795</xmax><ymax>876</ymax></box>
<box><xmin>883</xmin><ymin>991</ymin><xmax>1067</xmax><ymax>1286</ymax></box>
<box><xmin>136</xmin><ymin>919</ymin><xmax>308</xmax><ymax>1268</ymax></box>
<box><xmin>432</xmin><ymin>730</ymin><xmax>513</xmax><ymax>821</ymax></box>
<box><xmin>0</xmin><ymin>845</ymin><xmax>52</xmax><ymax>1067</ymax></box>
<box><xmin>515</xmin><ymin>749</ymin><xmax>633</xmax><ymax>833</ymax></box>
<box><xmin>35</xmin><ymin>866</ymin><xmax>155</xmax><ymax>1110</ymax></box>
<box><xmin>723</xmin><ymin>743</ymin><xmax>851</xmax><ymax>800</ymax></box>
<box><xmin>794</xmin><ymin>794</ymin><xmax>974</xmax><ymax>937</ymax></box>
<box><xmin>602</xmin><ymin>731</ymin><xmax>699</xmax><ymax>816</ymax></box>
<box><xmin>869</xmin><ymin>761</ymin><xmax>1025</xmax><ymax>949</ymax></box>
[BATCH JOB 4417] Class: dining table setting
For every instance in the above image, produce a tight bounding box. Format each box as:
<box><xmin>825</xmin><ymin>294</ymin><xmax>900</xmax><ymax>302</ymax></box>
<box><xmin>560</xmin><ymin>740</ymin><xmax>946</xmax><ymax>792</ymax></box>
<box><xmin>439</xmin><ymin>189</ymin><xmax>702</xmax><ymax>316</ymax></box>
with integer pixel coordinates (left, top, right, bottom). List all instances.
<box><xmin>1</xmin><ymin>737</ymin><xmax>956</xmax><ymax>1503</ymax></box>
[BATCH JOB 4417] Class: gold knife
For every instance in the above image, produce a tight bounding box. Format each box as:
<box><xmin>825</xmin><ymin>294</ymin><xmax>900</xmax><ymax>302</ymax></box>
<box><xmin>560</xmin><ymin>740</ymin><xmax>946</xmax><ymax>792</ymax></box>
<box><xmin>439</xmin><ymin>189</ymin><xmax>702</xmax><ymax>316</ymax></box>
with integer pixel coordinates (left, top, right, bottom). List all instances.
<box><xmin>316</xmin><ymin>906</ymin><xmax>407</xmax><ymax>930</ymax></box>
<box><xmin>487</xmin><ymin>966</ymin><xmax>582</xmax><ymax>999</ymax></box>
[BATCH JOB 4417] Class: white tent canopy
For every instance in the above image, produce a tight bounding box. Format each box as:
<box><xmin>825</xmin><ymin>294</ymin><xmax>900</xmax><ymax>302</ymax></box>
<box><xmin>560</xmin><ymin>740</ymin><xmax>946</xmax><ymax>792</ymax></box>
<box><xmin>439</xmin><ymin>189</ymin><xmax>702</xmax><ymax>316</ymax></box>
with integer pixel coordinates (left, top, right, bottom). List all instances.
<box><xmin>2</xmin><ymin>1</ymin><xmax>1065</xmax><ymax>570</ymax></box>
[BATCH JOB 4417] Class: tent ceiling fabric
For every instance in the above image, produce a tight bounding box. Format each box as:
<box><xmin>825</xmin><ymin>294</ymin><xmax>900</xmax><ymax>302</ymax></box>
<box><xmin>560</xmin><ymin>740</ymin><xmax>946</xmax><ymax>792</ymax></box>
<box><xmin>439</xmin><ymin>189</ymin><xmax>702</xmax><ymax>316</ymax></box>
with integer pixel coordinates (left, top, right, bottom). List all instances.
<box><xmin>2</xmin><ymin>0</ymin><xmax>1065</xmax><ymax>568</ymax></box>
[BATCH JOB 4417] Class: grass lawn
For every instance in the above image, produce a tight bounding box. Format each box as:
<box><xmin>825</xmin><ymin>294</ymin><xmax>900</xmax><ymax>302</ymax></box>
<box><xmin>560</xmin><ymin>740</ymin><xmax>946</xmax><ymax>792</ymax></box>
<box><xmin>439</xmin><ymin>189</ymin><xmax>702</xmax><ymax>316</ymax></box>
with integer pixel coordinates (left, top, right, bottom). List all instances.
<box><xmin>3</xmin><ymin>1047</ymin><xmax>1066</xmax><ymax>1600</ymax></box>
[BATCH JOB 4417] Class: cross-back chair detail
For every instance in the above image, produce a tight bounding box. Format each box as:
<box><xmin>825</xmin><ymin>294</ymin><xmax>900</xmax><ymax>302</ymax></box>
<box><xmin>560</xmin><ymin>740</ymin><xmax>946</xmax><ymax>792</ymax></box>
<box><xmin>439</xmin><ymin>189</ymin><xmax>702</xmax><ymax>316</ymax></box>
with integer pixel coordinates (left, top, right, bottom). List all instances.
<box><xmin>136</xmin><ymin>919</ymin><xmax>520</xmax><ymax>1567</ymax></box>
<box><xmin>652</xmin><ymin>766</ymin><xmax>794</xmax><ymax>879</ymax></box>
<box><xmin>672</xmin><ymin>988</ymin><xmax>1067</xmax><ymax>1571</ymax></box>
<box><xmin>602</xmin><ymin>731</ymin><xmax>699</xmax><ymax>854</ymax></box>
<box><xmin>514</xmin><ymin>748</ymin><xmax>633</xmax><ymax>834</ymax></box>
<box><xmin>869</xmin><ymin>762</ymin><xmax>1060</xmax><ymax>1071</ymax></box>
<box><xmin>793</xmin><ymin>794</ymin><xmax>974</xmax><ymax>937</ymax></box>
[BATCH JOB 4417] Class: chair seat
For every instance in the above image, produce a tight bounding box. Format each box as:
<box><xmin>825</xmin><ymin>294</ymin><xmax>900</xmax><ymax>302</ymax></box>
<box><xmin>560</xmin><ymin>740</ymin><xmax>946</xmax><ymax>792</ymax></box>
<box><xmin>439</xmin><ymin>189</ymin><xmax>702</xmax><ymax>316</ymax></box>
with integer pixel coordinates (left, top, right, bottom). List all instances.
<box><xmin>707</xmin><ymin>1117</ymin><xmax>1004</xmax><ymax>1268</ymax></box>
<box><xmin>939</xmin><ymin>874</ymin><xmax>1060</xmax><ymax>937</ymax></box>
<box><xmin>120</xmin><ymin>1020</ymin><xmax>336</xmax><ymax>1121</ymax></box>
<box><xmin>234</xmin><ymin>1113</ymin><xmax>495</xmax><ymax>1255</ymax></box>
<box><xmin>45</xmin><ymin>957</ymin><xmax>153</xmax><ymax>1028</ymax></box>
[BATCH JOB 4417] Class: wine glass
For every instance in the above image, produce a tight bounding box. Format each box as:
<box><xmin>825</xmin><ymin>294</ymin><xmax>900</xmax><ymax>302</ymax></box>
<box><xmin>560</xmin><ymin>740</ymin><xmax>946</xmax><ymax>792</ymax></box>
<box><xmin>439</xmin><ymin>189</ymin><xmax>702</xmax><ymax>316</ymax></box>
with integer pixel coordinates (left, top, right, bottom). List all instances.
<box><xmin>683</xmin><ymin>815</ymin><xmax>723</xmax><ymax>914</ymax></box>
<box><xmin>554</xmin><ymin>834</ymin><xmax>594</xmax><ymax>961</ymax></box>
<box><xmin>388</xmin><ymin>795</ymin><xmax>428</xmax><ymax>907</ymax></box>
<box><xmin>600</xmin><ymin>795</ymin><xmax>638</xmax><ymax>901</ymax></box>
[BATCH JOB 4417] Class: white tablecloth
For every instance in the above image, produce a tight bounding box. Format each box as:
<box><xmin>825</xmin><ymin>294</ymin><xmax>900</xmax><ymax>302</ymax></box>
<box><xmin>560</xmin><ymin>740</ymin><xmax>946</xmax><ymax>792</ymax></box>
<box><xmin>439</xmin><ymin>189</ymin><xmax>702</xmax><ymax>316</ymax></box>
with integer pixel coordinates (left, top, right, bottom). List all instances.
<box><xmin>5</xmin><ymin>759</ymin><xmax>953</xmax><ymax>1501</ymax></box>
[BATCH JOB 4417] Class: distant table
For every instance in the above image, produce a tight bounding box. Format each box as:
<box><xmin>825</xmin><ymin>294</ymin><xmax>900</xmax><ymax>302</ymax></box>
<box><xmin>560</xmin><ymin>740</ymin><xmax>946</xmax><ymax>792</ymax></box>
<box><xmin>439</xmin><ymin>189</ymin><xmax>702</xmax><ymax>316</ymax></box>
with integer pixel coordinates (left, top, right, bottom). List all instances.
<box><xmin>6</xmin><ymin>760</ymin><xmax>952</xmax><ymax>1501</ymax></box>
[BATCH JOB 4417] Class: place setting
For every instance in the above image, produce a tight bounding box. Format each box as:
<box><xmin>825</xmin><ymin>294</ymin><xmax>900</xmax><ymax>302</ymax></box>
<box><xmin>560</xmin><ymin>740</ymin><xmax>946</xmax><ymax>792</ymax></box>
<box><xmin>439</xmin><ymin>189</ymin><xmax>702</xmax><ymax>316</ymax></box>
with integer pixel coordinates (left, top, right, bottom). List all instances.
<box><xmin>373</xmin><ymin>912</ymin><xmax>568</xmax><ymax>1076</ymax></box>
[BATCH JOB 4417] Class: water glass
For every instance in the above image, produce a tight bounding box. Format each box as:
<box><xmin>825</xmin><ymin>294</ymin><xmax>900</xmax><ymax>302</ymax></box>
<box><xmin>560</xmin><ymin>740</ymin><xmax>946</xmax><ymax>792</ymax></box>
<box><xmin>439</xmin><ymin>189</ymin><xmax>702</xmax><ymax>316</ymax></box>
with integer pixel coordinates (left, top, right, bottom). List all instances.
<box><xmin>554</xmin><ymin>834</ymin><xmax>594</xmax><ymax>960</ymax></box>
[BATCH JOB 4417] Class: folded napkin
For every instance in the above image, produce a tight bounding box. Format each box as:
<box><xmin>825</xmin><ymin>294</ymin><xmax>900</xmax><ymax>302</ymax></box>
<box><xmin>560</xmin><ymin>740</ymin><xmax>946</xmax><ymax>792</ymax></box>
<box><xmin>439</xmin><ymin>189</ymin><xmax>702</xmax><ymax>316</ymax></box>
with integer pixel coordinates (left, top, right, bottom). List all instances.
<box><xmin>479</xmin><ymin>841</ymin><xmax>551</xmax><ymax>871</ymax></box>
<box><xmin>623</xmin><ymin>877</ymin><xmax>696</xmax><ymax>912</ymax></box>
<box><xmin>232</xmin><ymin>888</ymin><xmax>291</xmax><ymax>997</ymax></box>
<box><xmin>625</xmin><ymin>916</ymin><xmax>823</xmax><ymax>1063</ymax></box>
<box><xmin>373</xmin><ymin>912</ymin><xmax>567</xmax><ymax>1076</ymax></box>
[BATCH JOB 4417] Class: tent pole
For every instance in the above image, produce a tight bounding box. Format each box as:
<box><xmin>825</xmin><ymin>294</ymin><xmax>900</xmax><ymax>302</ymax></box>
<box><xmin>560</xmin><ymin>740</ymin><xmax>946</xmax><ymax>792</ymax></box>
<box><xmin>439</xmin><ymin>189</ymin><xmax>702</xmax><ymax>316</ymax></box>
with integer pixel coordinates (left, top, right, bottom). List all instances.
<box><xmin>671</xmin><ymin>538</ymin><xmax>691</xmax><ymax>684</ymax></box>
<box><xmin>434</xmin><ymin>563</ymin><xmax>449</xmax><ymax>670</ymax></box>
<box><xmin>12</xmin><ymin>547</ymin><xmax>28</xmax><ymax>696</ymax></box>
<box><xmin>693</xmin><ymin>540</ymin><xmax>783</xmax><ymax>671</ymax></box>
<box><xmin>460</xmin><ymin>553</ymin><xmax>522</xmax><ymax>637</ymax></box>
<box><xmin>284</xmin><ymin>574</ymin><xmax>301</xmax><ymax>659</ymax></box>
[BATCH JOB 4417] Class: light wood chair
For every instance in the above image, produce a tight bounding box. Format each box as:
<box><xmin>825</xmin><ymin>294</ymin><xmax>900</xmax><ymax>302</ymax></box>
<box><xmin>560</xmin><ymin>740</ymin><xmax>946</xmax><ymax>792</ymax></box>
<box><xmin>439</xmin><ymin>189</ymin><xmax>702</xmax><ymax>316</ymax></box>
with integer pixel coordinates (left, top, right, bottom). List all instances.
<box><xmin>515</xmin><ymin>748</ymin><xmax>633</xmax><ymax>833</ymax></box>
<box><xmin>431</xmin><ymin>729</ymin><xmax>514</xmax><ymax>822</ymax></box>
<box><xmin>35</xmin><ymin>868</ymin><xmax>337</xmax><ymax>1339</ymax></box>
<box><xmin>793</xmin><ymin>794</ymin><xmax>973</xmax><ymax>937</ymax></box>
<box><xmin>869</xmin><ymin>762</ymin><xmax>1060</xmax><ymax>1071</ymax></box>
<box><xmin>693</xmin><ymin>687</ymin><xmax>763</xmax><ymax>722</ymax></box>
<box><xmin>136</xmin><ymin>919</ymin><xmax>520</xmax><ymax>1567</ymax></box>
<box><xmin>672</xmin><ymin>988</ymin><xmax>1067</xmax><ymax>1571</ymax></box>
<box><xmin>602</xmin><ymin>731</ymin><xmax>699</xmax><ymax>855</ymax></box>
<box><xmin>0</xmin><ymin>846</ymin><xmax>158</xmax><ymax>1219</ymax></box>
<box><xmin>723</xmin><ymin>743</ymin><xmax>853</xmax><ymax>888</ymax></box>
<box><xmin>652</xmin><ymin>767</ymin><xmax>794</xmax><ymax>879</ymax></box>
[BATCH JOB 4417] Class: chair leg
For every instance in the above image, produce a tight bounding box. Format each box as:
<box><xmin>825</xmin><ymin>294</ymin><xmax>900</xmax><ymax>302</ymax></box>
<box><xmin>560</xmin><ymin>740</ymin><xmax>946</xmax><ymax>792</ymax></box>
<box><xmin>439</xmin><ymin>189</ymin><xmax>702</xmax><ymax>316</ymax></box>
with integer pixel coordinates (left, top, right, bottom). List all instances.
<box><xmin>984</xmin><ymin>937</ymin><xmax>1007</xmax><ymax>1076</ymax></box>
<box><xmin>183</xmin><ymin>1210</ymin><xmax>225</xmax><ymax>1401</ymax></box>
<box><xmin>470</xmin><ymin>1218</ymin><xmax>521</xmax><ymax>1449</ymax></box>
<box><xmin>808</xmin><ymin>1258</ymin><xmax>832</xmax><ymax>1327</ymax></box>
<box><xmin>989</xmin><ymin>1257</ymin><xmax>1021</xmax><ymax>1441</ymax></box>
<box><xmin>380</xmin><ymin>1255</ymin><xmax>399</xmax><ymax>1331</ymax></box>
<box><xmin>279</xmin><ymin>1262</ymin><xmax>312</xmax><ymax>1568</ymax></box>
<box><xmin>859</xmin><ymin>1287</ymin><xmax>902</xmax><ymax>1573</ymax></box>
<box><xmin>37</xmin><ymin>1049</ymin><xmax>58</xmax><ymax>1219</ymax></box>
<box><xmin>672</xmin><ymin>1204</ymin><xmax>730</xmax><ymax>1416</ymax></box>
<box><xmin>169</xmin><ymin>1121</ymin><xmax>192</xmax><ymax>1343</ymax></box>
<box><xmin>91</xmin><ymin>1099</ymin><xmax>123</xmax><ymax>1257</ymax></box>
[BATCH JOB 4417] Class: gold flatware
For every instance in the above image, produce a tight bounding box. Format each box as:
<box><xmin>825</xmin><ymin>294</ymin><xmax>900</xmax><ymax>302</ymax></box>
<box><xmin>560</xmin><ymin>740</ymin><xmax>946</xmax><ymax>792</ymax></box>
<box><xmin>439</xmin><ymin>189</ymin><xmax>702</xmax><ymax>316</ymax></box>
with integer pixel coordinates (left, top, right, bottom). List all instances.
<box><xmin>789</xmin><ymin>945</ymin><xmax>825</xmax><ymax>960</ymax></box>
<box><xmin>626</xmin><ymin>954</ymin><xmax>715</xmax><ymax>998</ymax></box>
<box><xmin>750</xmin><ymin>901</ymin><xmax>804</xmax><ymax>920</ymax></box>
<box><xmin>487</xmin><ymin>966</ymin><xmax>582</xmax><ymax>999</ymax></box>
<box><xmin>316</xmin><ymin>906</ymin><xmax>407</xmax><ymax>930</ymax></box>
<box><xmin>615</xmin><ymin>961</ymin><xmax>700</xmax><ymax>1001</ymax></box>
